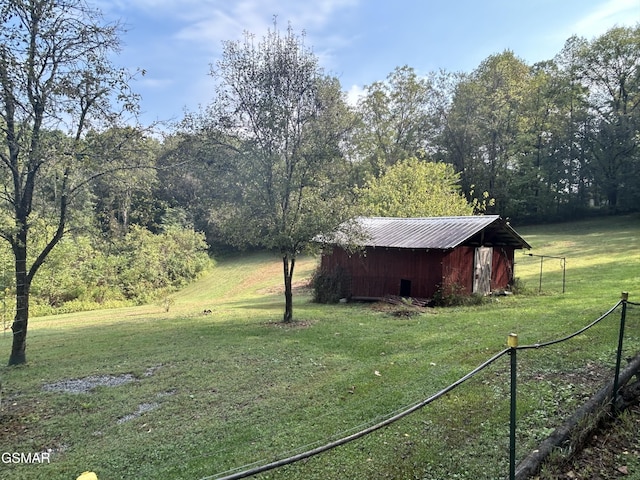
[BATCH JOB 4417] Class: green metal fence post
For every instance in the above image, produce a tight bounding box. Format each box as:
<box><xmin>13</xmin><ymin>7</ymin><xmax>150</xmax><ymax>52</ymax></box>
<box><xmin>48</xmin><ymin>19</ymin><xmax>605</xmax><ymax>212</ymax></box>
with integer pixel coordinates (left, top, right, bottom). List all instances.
<box><xmin>508</xmin><ymin>333</ymin><xmax>518</xmax><ymax>480</ymax></box>
<box><xmin>612</xmin><ymin>292</ymin><xmax>628</xmax><ymax>414</ymax></box>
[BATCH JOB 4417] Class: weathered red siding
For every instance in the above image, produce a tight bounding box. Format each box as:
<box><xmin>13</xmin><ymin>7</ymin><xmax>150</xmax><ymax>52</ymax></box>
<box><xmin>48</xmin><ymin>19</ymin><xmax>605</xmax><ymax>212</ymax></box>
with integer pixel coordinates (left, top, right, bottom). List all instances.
<box><xmin>442</xmin><ymin>246</ymin><xmax>474</xmax><ymax>294</ymax></box>
<box><xmin>492</xmin><ymin>247</ymin><xmax>516</xmax><ymax>290</ymax></box>
<box><xmin>322</xmin><ymin>247</ymin><xmax>446</xmax><ymax>299</ymax></box>
<box><xmin>321</xmin><ymin>244</ymin><xmax>517</xmax><ymax>300</ymax></box>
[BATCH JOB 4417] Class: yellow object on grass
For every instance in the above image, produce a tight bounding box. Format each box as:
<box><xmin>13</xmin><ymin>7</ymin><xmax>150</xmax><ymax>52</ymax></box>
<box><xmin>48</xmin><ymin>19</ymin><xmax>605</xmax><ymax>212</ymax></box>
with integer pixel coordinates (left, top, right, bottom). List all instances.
<box><xmin>76</xmin><ymin>472</ymin><xmax>98</xmax><ymax>480</ymax></box>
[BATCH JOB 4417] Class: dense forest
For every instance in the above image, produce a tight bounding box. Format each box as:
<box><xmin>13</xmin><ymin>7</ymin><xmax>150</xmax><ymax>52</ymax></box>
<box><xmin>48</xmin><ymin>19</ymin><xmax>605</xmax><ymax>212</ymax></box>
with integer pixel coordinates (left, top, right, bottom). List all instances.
<box><xmin>0</xmin><ymin>1</ymin><xmax>638</xmax><ymax>362</ymax></box>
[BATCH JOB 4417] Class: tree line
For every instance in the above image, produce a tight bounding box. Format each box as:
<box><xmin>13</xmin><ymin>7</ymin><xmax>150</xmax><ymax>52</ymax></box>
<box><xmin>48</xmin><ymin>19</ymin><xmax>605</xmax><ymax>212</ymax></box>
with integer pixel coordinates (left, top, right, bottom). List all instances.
<box><xmin>168</xmin><ymin>24</ymin><xmax>639</xmax><ymax>242</ymax></box>
<box><xmin>1</xmin><ymin>0</ymin><xmax>638</xmax><ymax>363</ymax></box>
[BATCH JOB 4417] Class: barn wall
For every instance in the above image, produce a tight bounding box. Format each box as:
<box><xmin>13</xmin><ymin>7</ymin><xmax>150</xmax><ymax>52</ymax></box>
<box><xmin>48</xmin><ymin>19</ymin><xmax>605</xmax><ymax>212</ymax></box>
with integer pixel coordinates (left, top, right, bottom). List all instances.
<box><xmin>442</xmin><ymin>246</ymin><xmax>517</xmax><ymax>294</ymax></box>
<box><xmin>320</xmin><ymin>244</ymin><xmax>518</xmax><ymax>299</ymax></box>
<box><xmin>442</xmin><ymin>246</ymin><xmax>474</xmax><ymax>294</ymax></box>
<box><xmin>321</xmin><ymin>247</ymin><xmax>445</xmax><ymax>299</ymax></box>
<box><xmin>492</xmin><ymin>247</ymin><xmax>516</xmax><ymax>290</ymax></box>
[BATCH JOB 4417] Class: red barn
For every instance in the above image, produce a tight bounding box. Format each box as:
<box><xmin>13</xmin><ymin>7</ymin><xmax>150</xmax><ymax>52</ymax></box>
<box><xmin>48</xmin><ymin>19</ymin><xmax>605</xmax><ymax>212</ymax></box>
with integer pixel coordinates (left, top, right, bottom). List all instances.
<box><xmin>319</xmin><ymin>216</ymin><xmax>530</xmax><ymax>300</ymax></box>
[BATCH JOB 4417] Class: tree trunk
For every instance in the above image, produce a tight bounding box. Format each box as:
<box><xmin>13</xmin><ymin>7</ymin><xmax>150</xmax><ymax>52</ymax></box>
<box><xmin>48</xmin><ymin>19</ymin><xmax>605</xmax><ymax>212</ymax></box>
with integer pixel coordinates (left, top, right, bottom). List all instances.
<box><xmin>606</xmin><ymin>184</ymin><xmax>618</xmax><ymax>213</ymax></box>
<box><xmin>8</xmin><ymin>240</ymin><xmax>29</xmax><ymax>366</ymax></box>
<box><xmin>282</xmin><ymin>255</ymin><xmax>296</xmax><ymax>323</ymax></box>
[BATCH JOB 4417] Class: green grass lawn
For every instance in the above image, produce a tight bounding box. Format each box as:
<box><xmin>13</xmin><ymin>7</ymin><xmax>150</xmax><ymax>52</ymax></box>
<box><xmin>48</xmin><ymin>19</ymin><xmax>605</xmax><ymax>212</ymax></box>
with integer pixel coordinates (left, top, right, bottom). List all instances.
<box><xmin>1</xmin><ymin>214</ymin><xmax>639</xmax><ymax>480</ymax></box>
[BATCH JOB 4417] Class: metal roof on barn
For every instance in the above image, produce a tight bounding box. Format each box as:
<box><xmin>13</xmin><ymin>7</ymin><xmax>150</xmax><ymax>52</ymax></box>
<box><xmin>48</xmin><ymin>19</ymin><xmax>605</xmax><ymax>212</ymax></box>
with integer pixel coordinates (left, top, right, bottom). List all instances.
<box><xmin>342</xmin><ymin>216</ymin><xmax>531</xmax><ymax>250</ymax></box>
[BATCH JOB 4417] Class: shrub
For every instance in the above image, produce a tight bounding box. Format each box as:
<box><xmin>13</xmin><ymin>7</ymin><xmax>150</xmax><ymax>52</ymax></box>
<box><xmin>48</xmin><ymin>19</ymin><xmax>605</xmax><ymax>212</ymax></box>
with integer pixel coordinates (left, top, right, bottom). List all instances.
<box><xmin>510</xmin><ymin>277</ymin><xmax>528</xmax><ymax>295</ymax></box>
<box><xmin>433</xmin><ymin>283</ymin><xmax>486</xmax><ymax>307</ymax></box>
<box><xmin>311</xmin><ymin>266</ymin><xmax>349</xmax><ymax>304</ymax></box>
<box><xmin>20</xmin><ymin>226</ymin><xmax>212</xmax><ymax>314</ymax></box>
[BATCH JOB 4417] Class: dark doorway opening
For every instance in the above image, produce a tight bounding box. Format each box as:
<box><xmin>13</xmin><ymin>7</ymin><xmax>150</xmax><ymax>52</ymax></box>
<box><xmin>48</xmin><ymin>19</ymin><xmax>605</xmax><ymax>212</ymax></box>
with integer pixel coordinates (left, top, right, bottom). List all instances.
<box><xmin>400</xmin><ymin>279</ymin><xmax>411</xmax><ymax>297</ymax></box>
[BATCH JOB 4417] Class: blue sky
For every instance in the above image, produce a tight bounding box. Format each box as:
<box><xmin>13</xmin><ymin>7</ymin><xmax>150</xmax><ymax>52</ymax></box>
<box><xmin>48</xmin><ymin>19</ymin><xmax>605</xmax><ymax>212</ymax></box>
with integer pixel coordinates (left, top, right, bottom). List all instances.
<box><xmin>96</xmin><ymin>0</ymin><xmax>640</xmax><ymax>127</ymax></box>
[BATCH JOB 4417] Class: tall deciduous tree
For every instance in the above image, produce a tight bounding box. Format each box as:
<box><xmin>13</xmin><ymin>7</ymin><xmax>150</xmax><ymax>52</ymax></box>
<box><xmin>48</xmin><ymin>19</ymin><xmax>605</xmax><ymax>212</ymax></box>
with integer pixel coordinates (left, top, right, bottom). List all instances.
<box><xmin>466</xmin><ymin>51</ymin><xmax>531</xmax><ymax>214</ymax></box>
<box><xmin>354</xmin><ymin>66</ymin><xmax>434</xmax><ymax>172</ymax></box>
<box><xmin>154</xmin><ymin>130</ymin><xmax>243</xmax><ymax>249</ymax></box>
<box><xmin>89</xmin><ymin>127</ymin><xmax>161</xmax><ymax>235</ymax></box>
<box><xmin>0</xmin><ymin>0</ymin><xmax>139</xmax><ymax>365</ymax></box>
<box><xmin>358</xmin><ymin>157</ymin><xmax>491</xmax><ymax>217</ymax></box>
<box><xmin>439</xmin><ymin>51</ymin><xmax>533</xmax><ymax>216</ymax></box>
<box><xmin>204</xmin><ymin>24</ymin><xmax>357</xmax><ymax>323</ymax></box>
<box><xmin>511</xmin><ymin>60</ymin><xmax>578</xmax><ymax>221</ymax></box>
<box><xmin>574</xmin><ymin>25</ymin><xmax>640</xmax><ymax>211</ymax></box>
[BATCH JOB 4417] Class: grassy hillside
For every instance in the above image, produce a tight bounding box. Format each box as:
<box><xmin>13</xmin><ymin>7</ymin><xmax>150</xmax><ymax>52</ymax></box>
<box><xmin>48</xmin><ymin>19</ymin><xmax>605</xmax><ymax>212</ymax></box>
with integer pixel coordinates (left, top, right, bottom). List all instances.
<box><xmin>0</xmin><ymin>215</ymin><xmax>638</xmax><ymax>480</ymax></box>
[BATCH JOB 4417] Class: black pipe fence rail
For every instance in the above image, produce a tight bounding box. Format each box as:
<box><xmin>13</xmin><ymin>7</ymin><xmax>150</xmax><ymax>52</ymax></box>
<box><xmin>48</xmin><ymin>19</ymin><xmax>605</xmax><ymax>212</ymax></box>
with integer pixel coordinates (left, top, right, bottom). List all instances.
<box><xmin>203</xmin><ymin>293</ymin><xmax>638</xmax><ymax>480</ymax></box>
<box><xmin>523</xmin><ymin>253</ymin><xmax>567</xmax><ymax>293</ymax></box>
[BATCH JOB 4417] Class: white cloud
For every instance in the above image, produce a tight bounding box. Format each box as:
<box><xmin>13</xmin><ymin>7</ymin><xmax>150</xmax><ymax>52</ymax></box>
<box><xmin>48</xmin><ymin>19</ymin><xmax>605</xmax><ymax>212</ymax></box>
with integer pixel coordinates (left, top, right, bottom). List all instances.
<box><xmin>572</xmin><ymin>0</ymin><xmax>639</xmax><ymax>38</ymax></box>
<box><xmin>173</xmin><ymin>9</ymin><xmax>246</xmax><ymax>48</ymax></box>
<box><xmin>345</xmin><ymin>84</ymin><xmax>365</xmax><ymax>106</ymax></box>
<box><xmin>138</xmin><ymin>76</ymin><xmax>174</xmax><ymax>90</ymax></box>
<box><xmin>529</xmin><ymin>0</ymin><xmax>639</xmax><ymax>63</ymax></box>
<box><xmin>96</xmin><ymin>0</ymin><xmax>362</xmax><ymax>124</ymax></box>
<box><xmin>171</xmin><ymin>0</ymin><xmax>359</xmax><ymax>52</ymax></box>
<box><xmin>99</xmin><ymin>0</ymin><xmax>361</xmax><ymax>68</ymax></box>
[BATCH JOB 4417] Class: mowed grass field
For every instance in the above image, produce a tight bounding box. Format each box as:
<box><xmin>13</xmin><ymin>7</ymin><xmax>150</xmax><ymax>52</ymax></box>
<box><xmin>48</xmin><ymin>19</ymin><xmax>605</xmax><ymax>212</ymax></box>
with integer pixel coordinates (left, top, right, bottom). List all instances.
<box><xmin>1</xmin><ymin>214</ymin><xmax>639</xmax><ymax>480</ymax></box>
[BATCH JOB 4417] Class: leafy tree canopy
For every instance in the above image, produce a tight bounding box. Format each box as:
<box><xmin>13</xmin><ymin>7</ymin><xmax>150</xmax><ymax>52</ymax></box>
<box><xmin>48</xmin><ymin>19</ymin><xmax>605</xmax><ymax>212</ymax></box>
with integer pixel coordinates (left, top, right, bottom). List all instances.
<box><xmin>200</xmin><ymin>22</ymin><xmax>358</xmax><ymax>322</ymax></box>
<box><xmin>358</xmin><ymin>157</ymin><xmax>492</xmax><ymax>217</ymax></box>
<box><xmin>0</xmin><ymin>0</ymin><xmax>141</xmax><ymax>365</ymax></box>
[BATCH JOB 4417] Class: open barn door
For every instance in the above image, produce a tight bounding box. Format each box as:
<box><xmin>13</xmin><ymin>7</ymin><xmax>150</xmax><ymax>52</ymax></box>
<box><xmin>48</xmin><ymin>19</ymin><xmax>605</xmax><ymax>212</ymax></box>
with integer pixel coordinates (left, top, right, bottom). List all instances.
<box><xmin>473</xmin><ymin>247</ymin><xmax>492</xmax><ymax>295</ymax></box>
